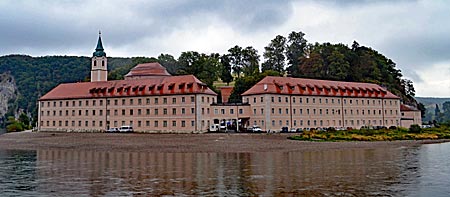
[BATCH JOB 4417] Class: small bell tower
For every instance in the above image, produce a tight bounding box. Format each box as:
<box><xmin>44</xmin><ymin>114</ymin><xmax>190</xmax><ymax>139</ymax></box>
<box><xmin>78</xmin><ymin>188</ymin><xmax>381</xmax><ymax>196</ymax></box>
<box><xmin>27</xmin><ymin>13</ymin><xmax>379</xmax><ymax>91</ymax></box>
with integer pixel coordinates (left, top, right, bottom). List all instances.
<box><xmin>91</xmin><ymin>31</ymin><xmax>107</xmax><ymax>82</ymax></box>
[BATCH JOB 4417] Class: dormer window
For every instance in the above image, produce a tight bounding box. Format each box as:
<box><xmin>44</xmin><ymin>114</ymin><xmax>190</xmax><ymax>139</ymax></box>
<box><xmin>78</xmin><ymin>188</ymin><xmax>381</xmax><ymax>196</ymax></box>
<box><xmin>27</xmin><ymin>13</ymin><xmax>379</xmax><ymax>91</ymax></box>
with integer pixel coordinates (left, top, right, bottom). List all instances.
<box><xmin>157</xmin><ymin>84</ymin><xmax>164</xmax><ymax>91</ymax></box>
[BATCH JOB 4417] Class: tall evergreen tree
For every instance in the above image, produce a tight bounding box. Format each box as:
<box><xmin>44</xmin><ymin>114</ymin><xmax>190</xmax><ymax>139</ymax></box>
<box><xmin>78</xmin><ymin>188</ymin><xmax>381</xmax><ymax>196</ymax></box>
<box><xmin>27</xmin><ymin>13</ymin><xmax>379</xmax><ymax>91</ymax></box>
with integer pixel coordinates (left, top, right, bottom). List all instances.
<box><xmin>262</xmin><ymin>35</ymin><xmax>286</xmax><ymax>73</ymax></box>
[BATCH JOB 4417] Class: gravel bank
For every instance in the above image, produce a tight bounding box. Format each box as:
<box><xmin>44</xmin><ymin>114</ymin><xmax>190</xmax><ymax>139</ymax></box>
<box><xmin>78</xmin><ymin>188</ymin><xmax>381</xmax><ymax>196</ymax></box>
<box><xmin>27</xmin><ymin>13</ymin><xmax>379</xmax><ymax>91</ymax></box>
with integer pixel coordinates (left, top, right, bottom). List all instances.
<box><xmin>1</xmin><ymin>132</ymin><xmax>449</xmax><ymax>153</ymax></box>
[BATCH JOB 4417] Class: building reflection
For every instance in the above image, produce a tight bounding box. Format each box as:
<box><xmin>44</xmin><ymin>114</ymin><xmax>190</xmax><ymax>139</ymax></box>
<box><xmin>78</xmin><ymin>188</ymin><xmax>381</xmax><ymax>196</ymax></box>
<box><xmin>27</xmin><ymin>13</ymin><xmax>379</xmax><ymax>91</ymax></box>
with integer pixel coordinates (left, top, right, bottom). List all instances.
<box><xmin>36</xmin><ymin>147</ymin><xmax>420</xmax><ymax>196</ymax></box>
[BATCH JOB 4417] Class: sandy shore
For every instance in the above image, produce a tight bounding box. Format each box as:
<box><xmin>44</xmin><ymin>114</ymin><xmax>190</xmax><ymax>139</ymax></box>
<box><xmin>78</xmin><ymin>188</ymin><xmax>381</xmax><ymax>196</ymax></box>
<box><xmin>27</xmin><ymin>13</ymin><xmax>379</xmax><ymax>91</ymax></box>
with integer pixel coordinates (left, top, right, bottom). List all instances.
<box><xmin>1</xmin><ymin>131</ymin><xmax>449</xmax><ymax>153</ymax></box>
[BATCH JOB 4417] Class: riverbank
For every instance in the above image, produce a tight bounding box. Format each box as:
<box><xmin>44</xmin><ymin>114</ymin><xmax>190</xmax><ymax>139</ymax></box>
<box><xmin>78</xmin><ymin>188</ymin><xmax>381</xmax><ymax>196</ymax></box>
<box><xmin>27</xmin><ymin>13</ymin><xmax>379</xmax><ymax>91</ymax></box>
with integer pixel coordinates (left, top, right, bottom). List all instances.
<box><xmin>1</xmin><ymin>131</ymin><xmax>449</xmax><ymax>153</ymax></box>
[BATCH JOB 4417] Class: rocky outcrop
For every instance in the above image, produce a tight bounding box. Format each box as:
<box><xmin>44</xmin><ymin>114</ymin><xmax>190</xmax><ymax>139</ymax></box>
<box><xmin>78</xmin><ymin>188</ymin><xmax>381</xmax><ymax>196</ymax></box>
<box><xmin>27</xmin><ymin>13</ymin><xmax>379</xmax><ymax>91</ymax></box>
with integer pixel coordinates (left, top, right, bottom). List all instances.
<box><xmin>0</xmin><ymin>72</ymin><xmax>17</xmax><ymax>117</ymax></box>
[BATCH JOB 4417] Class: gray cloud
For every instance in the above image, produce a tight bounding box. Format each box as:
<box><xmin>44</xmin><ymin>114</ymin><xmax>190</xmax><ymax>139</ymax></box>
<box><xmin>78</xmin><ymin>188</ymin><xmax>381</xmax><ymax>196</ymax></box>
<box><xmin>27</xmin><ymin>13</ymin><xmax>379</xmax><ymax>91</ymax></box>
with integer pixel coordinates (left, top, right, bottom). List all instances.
<box><xmin>0</xmin><ymin>0</ymin><xmax>293</xmax><ymax>55</ymax></box>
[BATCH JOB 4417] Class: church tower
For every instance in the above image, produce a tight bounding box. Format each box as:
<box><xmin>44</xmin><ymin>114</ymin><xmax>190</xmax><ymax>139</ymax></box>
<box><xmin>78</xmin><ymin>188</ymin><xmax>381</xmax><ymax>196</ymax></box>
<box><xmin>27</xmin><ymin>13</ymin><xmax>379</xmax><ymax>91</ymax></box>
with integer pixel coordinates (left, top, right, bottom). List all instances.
<box><xmin>91</xmin><ymin>31</ymin><xmax>107</xmax><ymax>82</ymax></box>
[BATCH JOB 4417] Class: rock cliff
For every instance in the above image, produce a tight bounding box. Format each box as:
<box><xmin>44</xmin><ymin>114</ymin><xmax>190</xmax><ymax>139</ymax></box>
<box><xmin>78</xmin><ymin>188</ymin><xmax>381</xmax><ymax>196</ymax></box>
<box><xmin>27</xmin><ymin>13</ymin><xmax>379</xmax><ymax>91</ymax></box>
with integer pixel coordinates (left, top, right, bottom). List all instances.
<box><xmin>0</xmin><ymin>72</ymin><xmax>17</xmax><ymax>117</ymax></box>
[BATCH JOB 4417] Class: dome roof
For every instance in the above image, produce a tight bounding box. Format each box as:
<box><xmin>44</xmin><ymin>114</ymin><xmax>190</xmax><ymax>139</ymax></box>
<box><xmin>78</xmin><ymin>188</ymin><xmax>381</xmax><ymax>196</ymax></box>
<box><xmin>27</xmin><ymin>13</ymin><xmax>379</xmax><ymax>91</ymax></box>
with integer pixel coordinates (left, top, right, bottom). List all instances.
<box><xmin>125</xmin><ymin>62</ymin><xmax>171</xmax><ymax>79</ymax></box>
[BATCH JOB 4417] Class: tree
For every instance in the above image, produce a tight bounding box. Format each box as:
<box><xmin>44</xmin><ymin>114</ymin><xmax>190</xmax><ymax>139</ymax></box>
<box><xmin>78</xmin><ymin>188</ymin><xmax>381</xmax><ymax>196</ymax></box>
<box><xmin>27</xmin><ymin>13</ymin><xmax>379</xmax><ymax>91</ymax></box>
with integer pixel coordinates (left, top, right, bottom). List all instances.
<box><xmin>6</xmin><ymin>116</ymin><xmax>24</xmax><ymax>132</ymax></box>
<box><xmin>286</xmin><ymin>31</ymin><xmax>308</xmax><ymax>75</ymax></box>
<box><xmin>327</xmin><ymin>50</ymin><xmax>350</xmax><ymax>80</ymax></box>
<box><xmin>158</xmin><ymin>54</ymin><xmax>180</xmax><ymax>75</ymax></box>
<box><xmin>262</xmin><ymin>35</ymin><xmax>286</xmax><ymax>73</ymax></box>
<box><xmin>177</xmin><ymin>51</ymin><xmax>220</xmax><ymax>87</ymax></box>
<box><xmin>219</xmin><ymin>55</ymin><xmax>233</xmax><ymax>85</ymax></box>
<box><xmin>401</xmin><ymin>79</ymin><xmax>415</xmax><ymax>98</ymax></box>
<box><xmin>241</xmin><ymin>46</ymin><xmax>260</xmax><ymax>76</ymax></box>
<box><xmin>18</xmin><ymin>113</ymin><xmax>30</xmax><ymax>128</ymax></box>
<box><xmin>227</xmin><ymin>46</ymin><xmax>244</xmax><ymax>78</ymax></box>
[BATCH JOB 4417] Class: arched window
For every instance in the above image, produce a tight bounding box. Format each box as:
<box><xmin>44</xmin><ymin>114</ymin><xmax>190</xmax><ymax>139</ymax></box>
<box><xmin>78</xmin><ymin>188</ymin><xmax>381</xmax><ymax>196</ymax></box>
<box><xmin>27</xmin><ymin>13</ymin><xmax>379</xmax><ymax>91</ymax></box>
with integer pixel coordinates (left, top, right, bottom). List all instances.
<box><xmin>102</xmin><ymin>60</ymin><xmax>105</xmax><ymax>66</ymax></box>
<box><xmin>94</xmin><ymin>61</ymin><xmax>97</xmax><ymax>67</ymax></box>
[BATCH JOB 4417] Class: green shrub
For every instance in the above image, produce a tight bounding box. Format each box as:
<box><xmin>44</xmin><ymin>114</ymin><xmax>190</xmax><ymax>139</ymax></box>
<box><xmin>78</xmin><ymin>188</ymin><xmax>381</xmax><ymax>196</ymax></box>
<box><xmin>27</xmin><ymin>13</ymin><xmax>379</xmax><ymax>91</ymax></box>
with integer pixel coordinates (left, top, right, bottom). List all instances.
<box><xmin>409</xmin><ymin>124</ymin><xmax>422</xmax><ymax>133</ymax></box>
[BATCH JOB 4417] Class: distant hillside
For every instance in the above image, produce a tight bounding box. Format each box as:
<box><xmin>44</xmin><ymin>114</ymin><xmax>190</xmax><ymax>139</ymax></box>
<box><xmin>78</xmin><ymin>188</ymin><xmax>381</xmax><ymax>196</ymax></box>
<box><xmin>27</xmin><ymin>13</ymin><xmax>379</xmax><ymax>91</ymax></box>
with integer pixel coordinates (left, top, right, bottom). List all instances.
<box><xmin>415</xmin><ymin>97</ymin><xmax>450</xmax><ymax>107</ymax></box>
<box><xmin>415</xmin><ymin>97</ymin><xmax>450</xmax><ymax>122</ymax></box>
<box><xmin>0</xmin><ymin>55</ymin><xmax>132</xmax><ymax>124</ymax></box>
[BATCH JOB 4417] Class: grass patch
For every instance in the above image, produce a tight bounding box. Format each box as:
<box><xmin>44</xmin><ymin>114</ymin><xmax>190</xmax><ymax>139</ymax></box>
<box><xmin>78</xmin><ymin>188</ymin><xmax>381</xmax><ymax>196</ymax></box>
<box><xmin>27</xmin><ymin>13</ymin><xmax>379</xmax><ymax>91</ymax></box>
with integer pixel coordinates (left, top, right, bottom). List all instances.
<box><xmin>288</xmin><ymin>125</ymin><xmax>450</xmax><ymax>142</ymax></box>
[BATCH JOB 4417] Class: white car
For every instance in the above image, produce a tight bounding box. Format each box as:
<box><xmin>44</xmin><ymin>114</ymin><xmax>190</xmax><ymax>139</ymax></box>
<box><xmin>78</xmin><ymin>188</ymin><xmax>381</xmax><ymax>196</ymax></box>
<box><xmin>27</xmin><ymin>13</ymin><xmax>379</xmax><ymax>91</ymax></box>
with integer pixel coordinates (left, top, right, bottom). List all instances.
<box><xmin>119</xmin><ymin>125</ymin><xmax>134</xmax><ymax>133</ymax></box>
<box><xmin>252</xmin><ymin>125</ymin><xmax>262</xmax><ymax>132</ymax></box>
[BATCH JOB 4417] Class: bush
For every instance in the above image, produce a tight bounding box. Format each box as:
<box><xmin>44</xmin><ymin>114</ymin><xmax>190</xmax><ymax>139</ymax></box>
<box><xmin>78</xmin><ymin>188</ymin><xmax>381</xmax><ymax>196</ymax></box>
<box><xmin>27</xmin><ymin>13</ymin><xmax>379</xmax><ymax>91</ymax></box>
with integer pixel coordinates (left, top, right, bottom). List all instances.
<box><xmin>389</xmin><ymin>126</ymin><xmax>397</xmax><ymax>130</ymax></box>
<box><xmin>409</xmin><ymin>124</ymin><xmax>422</xmax><ymax>133</ymax></box>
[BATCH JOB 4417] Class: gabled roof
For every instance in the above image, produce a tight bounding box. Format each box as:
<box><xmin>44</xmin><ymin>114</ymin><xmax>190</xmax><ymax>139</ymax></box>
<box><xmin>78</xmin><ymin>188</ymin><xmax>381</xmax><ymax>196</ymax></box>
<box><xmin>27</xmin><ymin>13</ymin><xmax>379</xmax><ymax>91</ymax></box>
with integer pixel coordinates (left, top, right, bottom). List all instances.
<box><xmin>125</xmin><ymin>62</ymin><xmax>171</xmax><ymax>79</ymax></box>
<box><xmin>39</xmin><ymin>75</ymin><xmax>216</xmax><ymax>101</ymax></box>
<box><xmin>242</xmin><ymin>76</ymin><xmax>399</xmax><ymax>99</ymax></box>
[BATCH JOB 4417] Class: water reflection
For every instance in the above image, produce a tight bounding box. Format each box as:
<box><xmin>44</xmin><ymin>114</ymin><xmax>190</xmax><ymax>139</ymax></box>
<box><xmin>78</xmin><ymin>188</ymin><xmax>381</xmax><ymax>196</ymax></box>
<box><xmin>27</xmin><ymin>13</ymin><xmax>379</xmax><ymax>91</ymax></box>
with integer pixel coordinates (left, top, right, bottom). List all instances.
<box><xmin>3</xmin><ymin>143</ymin><xmax>450</xmax><ymax>196</ymax></box>
<box><xmin>30</xmin><ymin>147</ymin><xmax>423</xmax><ymax>196</ymax></box>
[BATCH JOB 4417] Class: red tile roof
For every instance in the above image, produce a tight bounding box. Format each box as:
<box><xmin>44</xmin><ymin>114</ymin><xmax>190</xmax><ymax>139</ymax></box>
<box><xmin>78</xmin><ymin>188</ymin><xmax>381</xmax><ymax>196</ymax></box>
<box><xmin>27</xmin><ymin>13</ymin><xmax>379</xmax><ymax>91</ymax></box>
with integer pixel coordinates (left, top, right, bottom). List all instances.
<box><xmin>219</xmin><ymin>86</ymin><xmax>233</xmax><ymax>103</ymax></box>
<box><xmin>242</xmin><ymin>76</ymin><xmax>399</xmax><ymax>99</ymax></box>
<box><xmin>39</xmin><ymin>75</ymin><xmax>216</xmax><ymax>101</ymax></box>
<box><xmin>125</xmin><ymin>62</ymin><xmax>171</xmax><ymax>79</ymax></box>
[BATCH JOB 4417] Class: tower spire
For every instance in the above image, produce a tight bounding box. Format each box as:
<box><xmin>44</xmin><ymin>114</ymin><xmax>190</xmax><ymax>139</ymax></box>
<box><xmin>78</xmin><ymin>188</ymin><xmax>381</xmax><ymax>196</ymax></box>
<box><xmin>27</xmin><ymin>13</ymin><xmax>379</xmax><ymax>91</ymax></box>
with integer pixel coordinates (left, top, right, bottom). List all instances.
<box><xmin>93</xmin><ymin>31</ymin><xmax>106</xmax><ymax>57</ymax></box>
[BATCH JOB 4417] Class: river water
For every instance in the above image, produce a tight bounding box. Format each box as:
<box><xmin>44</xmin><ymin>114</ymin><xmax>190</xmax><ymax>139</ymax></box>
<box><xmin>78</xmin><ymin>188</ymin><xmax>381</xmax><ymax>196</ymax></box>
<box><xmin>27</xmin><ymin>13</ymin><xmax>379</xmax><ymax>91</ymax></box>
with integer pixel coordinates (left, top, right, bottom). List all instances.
<box><xmin>1</xmin><ymin>143</ymin><xmax>450</xmax><ymax>196</ymax></box>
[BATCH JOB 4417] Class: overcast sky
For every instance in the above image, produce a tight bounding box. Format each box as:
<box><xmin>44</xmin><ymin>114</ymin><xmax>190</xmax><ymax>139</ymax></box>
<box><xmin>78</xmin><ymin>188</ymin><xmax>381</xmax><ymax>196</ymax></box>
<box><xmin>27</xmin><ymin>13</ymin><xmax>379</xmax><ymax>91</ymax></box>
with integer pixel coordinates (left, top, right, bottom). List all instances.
<box><xmin>1</xmin><ymin>0</ymin><xmax>449</xmax><ymax>97</ymax></box>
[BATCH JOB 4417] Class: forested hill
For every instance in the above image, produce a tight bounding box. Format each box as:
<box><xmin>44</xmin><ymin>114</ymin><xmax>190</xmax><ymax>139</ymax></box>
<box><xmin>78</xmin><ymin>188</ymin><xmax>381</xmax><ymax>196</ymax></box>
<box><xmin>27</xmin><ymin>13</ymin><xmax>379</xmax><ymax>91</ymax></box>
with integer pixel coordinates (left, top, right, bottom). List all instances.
<box><xmin>0</xmin><ymin>55</ymin><xmax>132</xmax><ymax>120</ymax></box>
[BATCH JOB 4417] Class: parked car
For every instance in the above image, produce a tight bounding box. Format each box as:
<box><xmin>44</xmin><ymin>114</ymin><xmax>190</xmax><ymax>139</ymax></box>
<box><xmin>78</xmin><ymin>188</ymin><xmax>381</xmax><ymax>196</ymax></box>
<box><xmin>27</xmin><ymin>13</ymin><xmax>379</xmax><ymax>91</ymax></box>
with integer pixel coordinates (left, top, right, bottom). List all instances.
<box><xmin>119</xmin><ymin>125</ymin><xmax>134</xmax><ymax>133</ymax></box>
<box><xmin>106</xmin><ymin>127</ymin><xmax>119</xmax><ymax>133</ymax></box>
<box><xmin>290</xmin><ymin>128</ymin><xmax>297</xmax><ymax>132</ymax></box>
<box><xmin>281</xmin><ymin>127</ymin><xmax>289</xmax><ymax>133</ymax></box>
<box><xmin>252</xmin><ymin>125</ymin><xmax>262</xmax><ymax>132</ymax></box>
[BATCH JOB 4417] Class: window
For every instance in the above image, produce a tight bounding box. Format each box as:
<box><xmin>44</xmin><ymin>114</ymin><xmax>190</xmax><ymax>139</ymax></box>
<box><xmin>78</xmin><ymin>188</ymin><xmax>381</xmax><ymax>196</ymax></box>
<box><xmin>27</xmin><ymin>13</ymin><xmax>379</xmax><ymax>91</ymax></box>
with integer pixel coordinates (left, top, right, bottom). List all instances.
<box><xmin>172</xmin><ymin>121</ymin><xmax>176</xmax><ymax>127</ymax></box>
<box><xmin>239</xmin><ymin>109</ymin><xmax>243</xmax><ymax>114</ymax></box>
<box><xmin>191</xmin><ymin>121</ymin><xmax>195</xmax><ymax>127</ymax></box>
<box><xmin>130</xmin><ymin>99</ymin><xmax>134</xmax><ymax>105</ymax></box>
<box><xmin>92</xmin><ymin>110</ymin><xmax>96</xmax><ymax>116</ymax></box>
<box><xmin>85</xmin><ymin>110</ymin><xmax>89</xmax><ymax>116</ymax></box>
<box><xmin>278</xmin><ymin>108</ymin><xmax>282</xmax><ymax>114</ymax></box>
<box><xmin>163</xmin><ymin>98</ymin><xmax>167</xmax><ymax>104</ymax></box>
<box><xmin>182</xmin><ymin>108</ymin><xmax>186</xmax><ymax>114</ymax></box>
<box><xmin>155</xmin><ymin>98</ymin><xmax>159</xmax><ymax>104</ymax></box>
<box><xmin>286</xmin><ymin>108</ymin><xmax>289</xmax><ymax>114</ymax></box>
<box><xmin>138</xmin><ymin>99</ymin><xmax>142</xmax><ymax>105</ymax></box>
<box><xmin>93</xmin><ymin>100</ymin><xmax>96</xmax><ymax>106</ymax></box>
<box><xmin>182</xmin><ymin>97</ymin><xmax>185</xmax><ymax>103</ymax></box>
<box><xmin>146</xmin><ymin>121</ymin><xmax>150</xmax><ymax>126</ymax></box>
<box><xmin>172</xmin><ymin>108</ymin><xmax>176</xmax><ymax>115</ymax></box>
<box><xmin>254</xmin><ymin>97</ymin><xmax>256</xmax><ymax>103</ymax></box>
<box><xmin>173</xmin><ymin>98</ymin><xmax>176</xmax><ymax>104</ymax></box>
<box><xmin>122</xmin><ymin>99</ymin><xmax>125</xmax><ymax>105</ymax></box>
<box><xmin>253</xmin><ymin>109</ymin><xmax>256</xmax><ymax>115</ymax></box>
<box><xmin>146</xmin><ymin>98</ymin><xmax>150</xmax><ymax>104</ymax></box>
<box><xmin>191</xmin><ymin>96</ymin><xmax>195</xmax><ymax>102</ymax></box>
<box><xmin>138</xmin><ymin>109</ymin><xmax>142</xmax><ymax>115</ymax></box>
<box><xmin>114</xmin><ymin>99</ymin><xmax>118</xmax><ymax>105</ymax></box>
<box><xmin>100</xmin><ymin>100</ymin><xmax>103</xmax><ymax>106</ymax></box>
<box><xmin>191</xmin><ymin>108</ymin><xmax>195</xmax><ymax>114</ymax></box>
<box><xmin>260</xmin><ymin>109</ymin><xmax>264</xmax><ymax>115</ymax></box>
<box><xmin>163</xmin><ymin>121</ymin><xmax>168</xmax><ymax>127</ymax></box>
<box><xmin>181</xmin><ymin>121</ymin><xmax>186</xmax><ymax>127</ymax></box>
<box><xmin>154</xmin><ymin>121</ymin><xmax>159</xmax><ymax>127</ymax></box>
<box><xmin>86</xmin><ymin>100</ymin><xmax>89</xmax><ymax>106</ymax></box>
<box><xmin>271</xmin><ymin>97</ymin><xmax>274</xmax><ymax>102</ymax></box>
<box><xmin>261</xmin><ymin>97</ymin><xmax>264</xmax><ymax>102</ymax></box>
<box><xmin>285</xmin><ymin>97</ymin><xmax>288</xmax><ymax>102</ymax></box>
<box><xmin>278</xmin><ymin>97</ymin><xmax>281</xmax><ymax>102</ymax></box>
<box><xmin>230</xmin><ymin>109</ymin><xmax>234</xmax><ymax>114</ymax></box>
<box><xmin>163</xmin><ymin>108</ymin><xmax>167</xmax><ymax>115</ymax></box>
